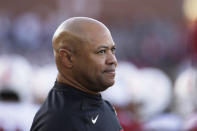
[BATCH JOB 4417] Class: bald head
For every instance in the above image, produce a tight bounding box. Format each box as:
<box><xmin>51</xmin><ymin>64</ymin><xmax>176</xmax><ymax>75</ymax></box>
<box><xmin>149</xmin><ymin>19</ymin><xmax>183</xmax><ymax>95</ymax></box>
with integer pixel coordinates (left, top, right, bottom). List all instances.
<box><xmin>52</xmin><ymin>17</ymin><xmax>111</xmax><ymax>53</ymax></box>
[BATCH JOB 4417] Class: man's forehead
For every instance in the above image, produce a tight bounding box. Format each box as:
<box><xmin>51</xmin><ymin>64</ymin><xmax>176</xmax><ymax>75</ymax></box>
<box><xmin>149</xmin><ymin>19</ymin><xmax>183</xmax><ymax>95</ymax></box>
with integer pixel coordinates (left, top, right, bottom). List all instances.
<box><xmin>91</xmin><ymin>38</ymin><xmax>115</xmax><ymax>49</ymax></box>
<box><xmin>54</xmin><ymin>17</ymin><xmax>110</xmax><ymax>41</ymax></box>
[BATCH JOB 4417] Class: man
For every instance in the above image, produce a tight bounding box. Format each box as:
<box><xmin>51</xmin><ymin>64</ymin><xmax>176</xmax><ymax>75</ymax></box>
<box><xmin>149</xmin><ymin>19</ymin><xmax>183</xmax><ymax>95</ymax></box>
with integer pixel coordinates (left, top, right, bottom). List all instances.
<box><xmin>30</xmin><ymin>17</ymin><xmax>123</xmax><ymax>131</ymax></box>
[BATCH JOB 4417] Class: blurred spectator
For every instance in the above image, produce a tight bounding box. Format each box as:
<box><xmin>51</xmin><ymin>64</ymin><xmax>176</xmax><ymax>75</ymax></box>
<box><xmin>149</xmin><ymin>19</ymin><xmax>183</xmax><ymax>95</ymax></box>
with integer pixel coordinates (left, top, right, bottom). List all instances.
<box><xmin>0</xmin><ymin>100</ymin><xmax>39</xmax><ymax>131</ymax></box>
<box><xmin>0</xmin><ymin>55</ymin><xmax>33</xmax><ymax>103</ymax></box>
<box><xmin>0</xmin><ymin>88</ymin><xmax>20</xmax><ymax>102</ymax></box>
<box><xmin>31</xmin><ymin>64</ymin><xmax>57</xmax><ymax>104</ymax></box>
<box><xmin>174</xmin><ymin>67</ymin><xmax>197</xmax><ymax>119</ymax></box>
<box><xmin>124</xmin><ymin>67</ymin><xmax>172</xmax><ymax>121</ymax></box>
<box><xmin>0</xmin><ymin>82</ymin><xmax>39</xmax><ymax>131</ymax></box>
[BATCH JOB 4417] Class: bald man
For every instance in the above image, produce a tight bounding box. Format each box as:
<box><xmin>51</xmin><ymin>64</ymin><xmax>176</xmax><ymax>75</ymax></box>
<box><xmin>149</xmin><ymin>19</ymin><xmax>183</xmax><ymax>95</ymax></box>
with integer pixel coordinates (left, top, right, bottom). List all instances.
<box><xmin>30</xmin><ymin>17</ymin><xmax>123</xmax><ymax>131</ymax></box>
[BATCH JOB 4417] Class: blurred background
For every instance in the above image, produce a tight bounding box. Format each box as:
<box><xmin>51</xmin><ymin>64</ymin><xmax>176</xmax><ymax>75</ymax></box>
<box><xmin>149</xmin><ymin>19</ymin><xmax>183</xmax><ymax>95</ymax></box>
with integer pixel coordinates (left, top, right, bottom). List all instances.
<box><xmin>0</xmin><ymin>0</ymin><xmax>197</xmax><ymax>130</ymax></box>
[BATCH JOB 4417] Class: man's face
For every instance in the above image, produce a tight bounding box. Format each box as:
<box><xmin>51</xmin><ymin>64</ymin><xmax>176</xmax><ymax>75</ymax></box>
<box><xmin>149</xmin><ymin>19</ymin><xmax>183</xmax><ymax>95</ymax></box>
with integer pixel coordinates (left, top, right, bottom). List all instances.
<box><xmin>72</xmin><ymin>31</ymin><xmax>117</xmax><ymax>92</ymax></box>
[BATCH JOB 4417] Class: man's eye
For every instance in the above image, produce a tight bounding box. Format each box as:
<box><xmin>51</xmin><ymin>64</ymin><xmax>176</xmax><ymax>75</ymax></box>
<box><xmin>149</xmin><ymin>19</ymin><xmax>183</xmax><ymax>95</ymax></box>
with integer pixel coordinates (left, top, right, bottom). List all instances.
<box><xmin>98</xmin><ymin>50</ymin><xmax>106</xmax><ymax>54</ymax></box>
<box><xmin>111</xmin><ymin>47</ymin><xmax>116</xmax><ymax>54</ymax></box>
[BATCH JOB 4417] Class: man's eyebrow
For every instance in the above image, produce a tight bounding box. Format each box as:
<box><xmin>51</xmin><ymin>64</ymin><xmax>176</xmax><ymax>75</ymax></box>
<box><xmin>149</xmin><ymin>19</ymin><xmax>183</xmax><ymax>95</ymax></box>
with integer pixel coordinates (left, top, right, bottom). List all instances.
<box><xmin>97</xmin><ymin>45</ymin><xmax>116</xmax><ymax>49</ymax></box>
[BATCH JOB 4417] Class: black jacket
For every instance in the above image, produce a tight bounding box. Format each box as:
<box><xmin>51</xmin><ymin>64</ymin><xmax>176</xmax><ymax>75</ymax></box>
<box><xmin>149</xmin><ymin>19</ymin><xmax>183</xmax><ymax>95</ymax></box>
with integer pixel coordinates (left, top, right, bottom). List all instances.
<box><xmin>31</xmin><ymin>82</ymin><xmax>122</xmax><ymax>131</ymax></box>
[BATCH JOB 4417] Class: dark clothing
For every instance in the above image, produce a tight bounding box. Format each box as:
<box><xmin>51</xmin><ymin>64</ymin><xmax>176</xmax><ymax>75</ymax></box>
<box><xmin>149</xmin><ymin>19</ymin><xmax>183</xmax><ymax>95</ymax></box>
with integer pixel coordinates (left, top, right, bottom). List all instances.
<box><xmin>31</xmin><ymin>82</ymin><xmax>122</xmax><ymax>131</ymax></box>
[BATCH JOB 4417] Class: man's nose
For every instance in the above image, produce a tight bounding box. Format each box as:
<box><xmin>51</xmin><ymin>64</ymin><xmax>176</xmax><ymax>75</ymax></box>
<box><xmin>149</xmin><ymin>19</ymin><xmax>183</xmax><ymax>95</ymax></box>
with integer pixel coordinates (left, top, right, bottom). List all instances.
<box><xmin>106</xmin><ymin>52</ymin><xmax>117</xmax><ymax>67</ymax></box>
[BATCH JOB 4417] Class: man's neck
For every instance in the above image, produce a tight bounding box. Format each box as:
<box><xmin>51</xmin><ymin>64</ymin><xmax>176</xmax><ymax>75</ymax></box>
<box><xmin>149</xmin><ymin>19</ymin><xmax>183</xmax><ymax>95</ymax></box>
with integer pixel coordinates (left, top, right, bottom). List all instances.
<box><xmin>56</xmin><ymin>73</ymin><xmax>99</xmax><ymax>95</ymax></box>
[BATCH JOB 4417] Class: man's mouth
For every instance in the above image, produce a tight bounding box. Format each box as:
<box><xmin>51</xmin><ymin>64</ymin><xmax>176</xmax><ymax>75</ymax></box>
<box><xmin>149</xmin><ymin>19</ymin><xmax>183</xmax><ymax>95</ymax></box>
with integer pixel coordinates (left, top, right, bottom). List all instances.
<box><xmin>103</xmin><ymin>69</ymin><xmax>116</xmax><ymax>76</ymax></box>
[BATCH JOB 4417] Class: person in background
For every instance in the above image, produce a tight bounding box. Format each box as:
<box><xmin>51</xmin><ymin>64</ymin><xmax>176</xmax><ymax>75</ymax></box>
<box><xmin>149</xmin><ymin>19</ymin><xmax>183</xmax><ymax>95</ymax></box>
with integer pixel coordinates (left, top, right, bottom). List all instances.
<box><xmin>30</xmin><ymin>17</ymin><xmax>123</xmax><ymax>131</ymax></box>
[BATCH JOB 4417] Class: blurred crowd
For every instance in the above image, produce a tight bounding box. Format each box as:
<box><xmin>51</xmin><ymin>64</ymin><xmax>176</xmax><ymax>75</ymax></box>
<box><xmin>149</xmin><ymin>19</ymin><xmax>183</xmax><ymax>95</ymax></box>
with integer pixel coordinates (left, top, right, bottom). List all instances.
<box><xmin>102</xmin><ymin>62</ymin><xmax>197</xmax><ymax>131</ymax></box>
<box><xmin>0</xmin><ymin>11</ymin><xmax>197</xmax><ymax>131</ymax></box>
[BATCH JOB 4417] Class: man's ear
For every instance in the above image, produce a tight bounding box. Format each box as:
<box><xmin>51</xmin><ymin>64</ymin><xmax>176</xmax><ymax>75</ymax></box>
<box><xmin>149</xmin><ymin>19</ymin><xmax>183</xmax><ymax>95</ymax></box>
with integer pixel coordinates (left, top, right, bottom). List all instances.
<box><xmin>59</xmin><ymin>48</ymin><xmax>73</xmax><ymax>68</ymax></box>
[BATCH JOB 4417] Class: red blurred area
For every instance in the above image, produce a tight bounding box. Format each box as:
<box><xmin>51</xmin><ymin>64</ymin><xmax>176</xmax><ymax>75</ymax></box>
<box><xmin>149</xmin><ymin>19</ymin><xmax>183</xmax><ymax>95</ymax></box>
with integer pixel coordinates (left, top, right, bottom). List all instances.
<box><xmin>116</xmin><ymin>107</ymin><xmax>143</xmax><ymax>131</ymax></box>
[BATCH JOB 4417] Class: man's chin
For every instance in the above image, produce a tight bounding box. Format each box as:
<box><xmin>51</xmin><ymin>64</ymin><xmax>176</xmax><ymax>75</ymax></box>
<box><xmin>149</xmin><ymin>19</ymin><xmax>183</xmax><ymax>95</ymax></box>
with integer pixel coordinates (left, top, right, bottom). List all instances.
<box><xmin>100</xmin><ymin>80</ymin><xmax>115</xmax><ymax>91</ymax></box>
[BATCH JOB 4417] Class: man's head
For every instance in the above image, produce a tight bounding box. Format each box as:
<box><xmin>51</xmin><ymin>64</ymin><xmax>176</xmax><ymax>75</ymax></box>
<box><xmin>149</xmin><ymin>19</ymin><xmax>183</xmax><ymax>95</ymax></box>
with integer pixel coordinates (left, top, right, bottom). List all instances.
<box><xmin>52</xmin><ymin>17</ymin><xmax>117</xmax><ymax>93</ymax></box>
